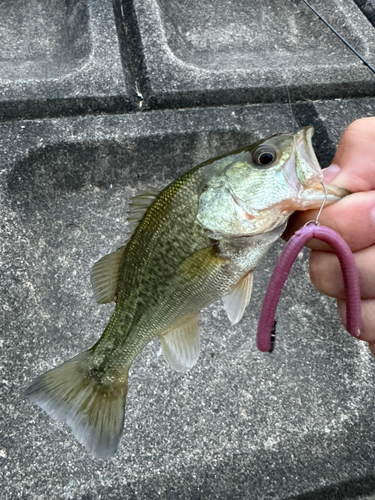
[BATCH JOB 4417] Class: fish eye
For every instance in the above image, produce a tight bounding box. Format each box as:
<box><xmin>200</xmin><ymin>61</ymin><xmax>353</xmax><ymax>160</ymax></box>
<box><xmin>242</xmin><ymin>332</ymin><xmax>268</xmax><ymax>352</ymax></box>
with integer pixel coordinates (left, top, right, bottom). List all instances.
<box><xmin>252</xmin><ymin>146</ymin><xmax>277</xmax><ymax>167</ymax></box>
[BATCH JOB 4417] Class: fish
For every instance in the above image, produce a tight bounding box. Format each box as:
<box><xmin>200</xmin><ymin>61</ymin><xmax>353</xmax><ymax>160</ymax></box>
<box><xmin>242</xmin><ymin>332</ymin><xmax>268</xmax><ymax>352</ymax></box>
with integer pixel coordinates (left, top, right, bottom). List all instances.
<box><xmin>26</xmin><ymin>125</ymin><xmax>348</xmax><ymax>459</ymax></box>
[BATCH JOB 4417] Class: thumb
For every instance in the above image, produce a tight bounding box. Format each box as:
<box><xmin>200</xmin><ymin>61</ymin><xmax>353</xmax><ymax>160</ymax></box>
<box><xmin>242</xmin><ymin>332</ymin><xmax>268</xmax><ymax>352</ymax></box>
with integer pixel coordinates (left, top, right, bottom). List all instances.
<box><xmin>323</xmin><ymin>117</ymin><xmax>375</xmax><ymax>192</ymax></box>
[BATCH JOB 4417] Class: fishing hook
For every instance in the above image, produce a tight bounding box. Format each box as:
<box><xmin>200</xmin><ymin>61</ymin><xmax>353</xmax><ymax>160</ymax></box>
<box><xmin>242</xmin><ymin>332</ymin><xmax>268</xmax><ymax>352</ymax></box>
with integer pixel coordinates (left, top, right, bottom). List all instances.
<box><xmin>257</xmin><ymin>183</ymin><xmax>361</xmax><ymax>352</ymax></box>
<box><xmin>303</xmin><ymin>182</ymin><xmax>327</xmax><ymax>227</ymax></box>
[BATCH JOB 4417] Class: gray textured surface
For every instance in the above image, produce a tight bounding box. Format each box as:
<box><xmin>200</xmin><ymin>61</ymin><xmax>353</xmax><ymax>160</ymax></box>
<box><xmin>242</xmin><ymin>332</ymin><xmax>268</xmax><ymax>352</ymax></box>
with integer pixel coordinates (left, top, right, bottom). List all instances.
<box><xmin>0</xmin><ymin>0</ymin><xmax>131</xmax><ymax>121</ymax></box>
<box><xmin>354</xmin><ymin>0</ymin><xmax>375</xmax><ymax>26</ymax></box>
<box><xmin>134</xmin><ymin>0</ymin><xmax>375</xmax><ymax>108</ymax></box>
<box><xmin>1</xmin><ymin>0</ymin><xmax>375</xmax><ymax>498</ymax></box>
<box><xmin>1</xmin><ymin>101</ymin><xmax>375</xmax><ymax>499</ymax></box>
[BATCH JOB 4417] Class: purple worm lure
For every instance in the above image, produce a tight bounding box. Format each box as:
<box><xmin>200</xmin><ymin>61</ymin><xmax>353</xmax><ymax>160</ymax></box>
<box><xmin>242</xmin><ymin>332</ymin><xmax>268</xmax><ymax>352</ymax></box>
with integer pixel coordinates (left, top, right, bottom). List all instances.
<box><xmin>257</xmin><ymin>198</ymin><xmax>362</xmax><ymax>353</ymax></box>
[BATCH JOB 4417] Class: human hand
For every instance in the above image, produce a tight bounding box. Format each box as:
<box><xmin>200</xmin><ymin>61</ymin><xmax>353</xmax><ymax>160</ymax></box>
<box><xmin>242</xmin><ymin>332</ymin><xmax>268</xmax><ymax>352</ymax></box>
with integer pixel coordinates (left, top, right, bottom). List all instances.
<box><xmin>284</xmin><ymin>118</ymin><xmax>375</xmax><ymax>355</ymax></box>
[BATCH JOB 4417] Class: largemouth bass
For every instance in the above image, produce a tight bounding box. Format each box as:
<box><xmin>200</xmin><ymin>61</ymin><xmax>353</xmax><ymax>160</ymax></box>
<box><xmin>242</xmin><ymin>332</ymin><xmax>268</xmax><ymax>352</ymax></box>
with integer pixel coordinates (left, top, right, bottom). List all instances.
<box><xmin>26</xmin><ymin>126</ymin><xmax>348</xmax><ymax>459</ymax></box>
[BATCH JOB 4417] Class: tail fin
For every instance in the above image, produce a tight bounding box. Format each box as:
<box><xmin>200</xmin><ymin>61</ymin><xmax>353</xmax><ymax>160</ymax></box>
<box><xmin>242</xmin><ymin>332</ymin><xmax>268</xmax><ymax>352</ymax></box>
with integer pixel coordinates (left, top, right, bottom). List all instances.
<box><xmin>26</xmin><ymin>350</ymin><xmax>128</xmax><ymax>460</ymax></box>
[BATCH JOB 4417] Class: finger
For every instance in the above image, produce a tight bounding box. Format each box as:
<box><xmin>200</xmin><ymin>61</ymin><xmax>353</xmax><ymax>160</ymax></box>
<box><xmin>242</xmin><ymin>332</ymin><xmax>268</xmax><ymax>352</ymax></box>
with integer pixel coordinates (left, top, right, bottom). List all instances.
<box><xmin>284</xmin><ymin>190</ymin><xmax>375</xmax><ymax>251</ymax></box>
<box><xmin>328</xmin><ymin>118</ymin><xmax>375</xmax><ymax>193</ymax></box>
<box><xmin>309</xmin><ymin>246</ymin><xmax>375</xmax><ymax>300</ymax></box>
<box><xmin>337</xmin><ymin>298</ymin><xmax>375</xmax><ymax>344</ymax></box>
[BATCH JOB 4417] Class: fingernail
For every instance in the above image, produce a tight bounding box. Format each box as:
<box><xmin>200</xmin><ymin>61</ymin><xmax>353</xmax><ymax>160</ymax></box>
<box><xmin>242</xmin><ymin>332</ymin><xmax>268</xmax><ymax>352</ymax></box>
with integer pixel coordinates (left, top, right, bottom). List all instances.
<box><xmin>323</xmin><ymin>164</ymin><xmax>340</xmax><ymax>183</ymax></box>
<box><xmin>371</xmin><ymin>205</ymin><xmax>375</xmax><ymax>228</ymax></box>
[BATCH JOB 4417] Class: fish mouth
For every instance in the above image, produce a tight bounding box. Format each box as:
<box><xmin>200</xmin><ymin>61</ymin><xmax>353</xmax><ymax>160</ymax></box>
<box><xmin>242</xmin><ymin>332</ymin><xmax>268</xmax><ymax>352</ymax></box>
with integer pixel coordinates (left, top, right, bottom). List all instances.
<box><xmin>282</xmin><ymin>126</ymin><xmax>321</xmax><ymax>193</ymax></box>
<box><xmin>297</xmin><ymin>126</ymin><xmax>321</xmax><ymax>172</ymax></box>
<box><xmin>295</xmin><ymin>126</ymin><xmax>322</xmax><ymax>186</ymax></box>
<box><xmin>291</xmin><ymin>126</ymin><xmax>350</xmax><ymax>211</ymax></box>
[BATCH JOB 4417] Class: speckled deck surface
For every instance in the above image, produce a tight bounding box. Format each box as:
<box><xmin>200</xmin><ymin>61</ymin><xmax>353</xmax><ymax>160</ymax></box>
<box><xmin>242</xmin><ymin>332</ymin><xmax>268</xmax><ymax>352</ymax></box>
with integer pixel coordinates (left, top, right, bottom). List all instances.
<box><xmin>1</xmin><ymin>1</ymin><xmax>375</xmax><ymax>499</ymax></box>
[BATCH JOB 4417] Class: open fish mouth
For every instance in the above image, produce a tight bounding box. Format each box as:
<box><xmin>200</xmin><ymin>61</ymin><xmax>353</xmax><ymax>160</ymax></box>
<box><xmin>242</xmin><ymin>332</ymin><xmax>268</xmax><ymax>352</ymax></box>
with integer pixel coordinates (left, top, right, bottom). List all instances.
<box><xmin>289</xmin><ymin>126</ymin><xmax>350</xmax><ymax>211</ymax></box>
<box><xmin>283</xmin><ymin>126</ymin><xmax>321</xmax><ymax>192</ymax></box>
<box><xmin>296</xmin><ymin>126</ymin><xmax>322</xmax><ymax>180</ymax></box>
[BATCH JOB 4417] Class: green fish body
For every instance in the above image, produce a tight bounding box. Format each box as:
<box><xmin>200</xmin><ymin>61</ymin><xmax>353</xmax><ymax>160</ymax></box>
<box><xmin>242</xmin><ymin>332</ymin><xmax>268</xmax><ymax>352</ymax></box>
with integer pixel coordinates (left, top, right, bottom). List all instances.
<box><xmin>26</xmin><ymin>126</ymin><xmax>348</xmax><ymax>459</ymax></box>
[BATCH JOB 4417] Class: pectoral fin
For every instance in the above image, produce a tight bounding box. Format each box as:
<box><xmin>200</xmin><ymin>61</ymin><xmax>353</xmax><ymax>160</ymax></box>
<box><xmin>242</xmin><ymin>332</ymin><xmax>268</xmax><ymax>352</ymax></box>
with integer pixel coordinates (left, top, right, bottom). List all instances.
<box><xmin>223</xmin><ymin>271</ymin><xmax>253</xmax><ymax>325</ymax></box>
<box><xmin>160</xmin><ymin>315</ymin><xmax>200</xmax><ymax>372</ymax></box>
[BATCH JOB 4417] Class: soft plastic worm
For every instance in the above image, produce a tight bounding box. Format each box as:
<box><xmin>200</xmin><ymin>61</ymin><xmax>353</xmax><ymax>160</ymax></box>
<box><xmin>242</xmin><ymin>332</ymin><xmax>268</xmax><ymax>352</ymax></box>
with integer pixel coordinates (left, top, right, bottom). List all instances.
<box><xmin>257</xmin><ymin>225</ymin><xmax>361</xmax><ymax>352</ymax></box>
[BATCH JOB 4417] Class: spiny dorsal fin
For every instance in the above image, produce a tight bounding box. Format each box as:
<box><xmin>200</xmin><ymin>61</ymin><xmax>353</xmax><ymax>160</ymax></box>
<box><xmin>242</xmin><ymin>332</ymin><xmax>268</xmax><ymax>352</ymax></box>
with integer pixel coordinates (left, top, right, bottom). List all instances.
<box><xmin>91</xmin><ymin>246</ymin><xmax>126</xmax><ymax>304</ymax></box>
<box><xmin>223</xmin><ymin>271</ymin><xmax>253</xmax><ymax>325</ymax></box>
<box><xmin>160</xmin><ymin>315</ymin><xmax>200</xmax><ymax>372</ymax></box>
<box><xmin>127</xmin><ymin>187</ymin><xmax>160</xmax><ymax>233</ymax></box>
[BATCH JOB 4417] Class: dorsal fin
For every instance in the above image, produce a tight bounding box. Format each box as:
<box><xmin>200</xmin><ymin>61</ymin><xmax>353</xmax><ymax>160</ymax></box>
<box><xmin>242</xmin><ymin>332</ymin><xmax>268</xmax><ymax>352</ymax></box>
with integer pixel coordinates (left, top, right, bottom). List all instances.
<box><xmin>91</xmin><ymin>188</ymin><xmax>160</xmax><ymax>304</ymax></box>
<box><xmin>91</xmin><ymin>246</ymin><xmax>126</xmax><ymax>304</ymax></box>
<box><xmin>127</xmin><ymin>187</ymin><xmax>160</xmax><ymax>233</ymax></box>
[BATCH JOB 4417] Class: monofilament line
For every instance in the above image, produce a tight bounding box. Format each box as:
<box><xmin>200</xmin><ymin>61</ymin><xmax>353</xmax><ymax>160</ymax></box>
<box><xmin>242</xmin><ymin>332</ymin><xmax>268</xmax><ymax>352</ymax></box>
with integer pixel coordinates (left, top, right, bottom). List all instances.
<box><xmin>301</xmin><ymin>0</ymin><xmax>375</xmax><ymax>76</ymax></box>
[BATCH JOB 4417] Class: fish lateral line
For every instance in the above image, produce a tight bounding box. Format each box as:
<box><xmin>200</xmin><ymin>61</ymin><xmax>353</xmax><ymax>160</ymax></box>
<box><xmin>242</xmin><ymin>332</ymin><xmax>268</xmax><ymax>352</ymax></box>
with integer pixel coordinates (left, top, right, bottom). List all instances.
<box><xmin>257</xmin><ymin>224</ymin><xmax>361</xmax><ymax>353</ymax></box>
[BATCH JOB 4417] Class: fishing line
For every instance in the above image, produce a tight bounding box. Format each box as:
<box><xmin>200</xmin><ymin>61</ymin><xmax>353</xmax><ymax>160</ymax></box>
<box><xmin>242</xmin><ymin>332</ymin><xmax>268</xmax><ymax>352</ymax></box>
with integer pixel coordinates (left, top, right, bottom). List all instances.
<box><xmin>284</xmin><ymin>81</ymin><xmax>299</xmax><ymax>133</ymax></box>
<box><xmin>301</xmin><ymin>0</ymin><xmax>375</xmax><ymax>75</ymax></box>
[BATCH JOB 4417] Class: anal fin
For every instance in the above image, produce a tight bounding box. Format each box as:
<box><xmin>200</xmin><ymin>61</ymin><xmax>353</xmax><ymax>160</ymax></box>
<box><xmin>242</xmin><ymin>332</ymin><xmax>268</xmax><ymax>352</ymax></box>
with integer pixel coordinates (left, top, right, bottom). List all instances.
<box><xmin>160</xmin><ymin>315</ymin><xmax>200</xmax><ymax>372</ymax></box>
<box><xmin>223</xmin><ymin>271</ymin><xmax>253</xmax><ymax>325</ymax></box>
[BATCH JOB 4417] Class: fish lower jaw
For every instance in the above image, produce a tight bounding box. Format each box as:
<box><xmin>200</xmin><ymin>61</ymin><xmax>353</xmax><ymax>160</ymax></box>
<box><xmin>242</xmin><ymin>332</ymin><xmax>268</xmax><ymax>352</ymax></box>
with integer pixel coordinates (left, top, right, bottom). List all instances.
<box><xmin>296</xmin><ymin>182</ymin><xmax>350</xmax><ymax>210</ymax></box>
